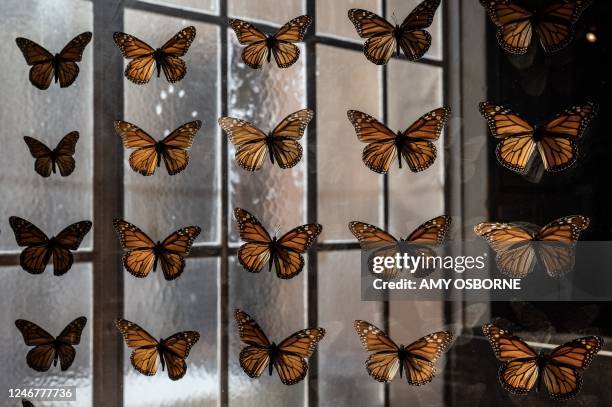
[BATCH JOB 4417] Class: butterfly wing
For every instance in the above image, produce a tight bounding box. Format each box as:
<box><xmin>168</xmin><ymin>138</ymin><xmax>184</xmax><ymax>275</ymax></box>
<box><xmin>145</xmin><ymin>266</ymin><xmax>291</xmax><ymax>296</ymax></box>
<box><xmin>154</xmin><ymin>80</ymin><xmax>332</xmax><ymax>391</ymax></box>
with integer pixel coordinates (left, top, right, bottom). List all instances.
<box><xmin>15</xmin><ymin>319</ymin><xmax>55</xmax><ymax>372</ymax></box>
<box><xmin>113</xmin><ymin>32</ymin><xmax>156</xmax><ymax>84</ymax></box>
<box><xmin>480</xmin><ymin>0</ymin><xmax>533</xmax><ymax>54</ymax></box>
<box><xmin>53</xmin><ymin>131</ymin><xmax>79</xmax><ymax>176</ymax></box>
<box><xmin>538</xmin><ymin>103</ymin><xmax>597</xmax><ymax>172</ymax></box>
<box><xmin>538</xmin><ymin>0</ymin><xmax>593</xmax><ymax>53</ymax></box>
<box><xmin>348</xmin><ymin>9</ymin><xmax>396</xmax><ymax>65</ymax></box>
<box><xmin>234</xmin><ymin>208</ymin><xmax>272</xmax><ymax>273</ymax></box>
<box><xmin>275</xmin><ymin>328</ymin><xmax>325</xmax><ymax>385</ymax></box>
<box><xmin>347</xmin><ymin>110</ymin><xmax>397</xmax><ymax>174</ymax></box>
<box><xmin>219</xmin><ymin>117</ymin><xmax>268</xmax><ymax>171</ymax></box>
<box><xmin>23</xmin><ymin>137</ymin><xmax>53</xmax><ymax>177</ymax></box>
<box><xmin>159</xmin><ymin>120</ymin><xmax>202</xmax><ymax>175</ymax></box>
<box><xmin>113</xmin><ymin>219</ymin><xmax>157</xmax><ymax>278</ymax></box>
<box><xmin>275</xmin><ymin>223</ymin><xmax>323</xmax><ymax>279</ymax></box>
<box><xmin>115</xmin><ymin>318</ymin><xmax>160</xmax><ymax>376</ymax></box>
<box><xmin>158</xmin><ymin>26</ymin><xmax>196</xmax><ymax>82</ymax></box>
<box><xmin>235</xmin><ymin>309</ymin><xmax>273</xmax><ymax>378</ymax></box>
<box><xmin>405</xmin><ymin>215</ymin><xmax>451</xmax><ymax>276</ymax></box>
<box><xmin>159</xmin><ymin>226</ymin><xmax>201</xmax><ymax>280</ymax></box>
<box><xmin>397</xmin><ymin>0</ymin><xmax>441</xmax><ymax>61</ymax></box>
<box><xmin>51</xmin><ymin>220</ymin><xmax>92</xmax><ymax>276</ymax></box>
<box><xmin>161</xmin><ymin>331</ymin><xmax>200</xmax><ymax>380</ymax></box>
<box><xmin>270</xmin><ymin>15</ymin><xmax>312</xmax><ymax>68</ymax></box>
<box><xmin>354</xmin><ymin>320</ymin><xmax>400</xmax><ymax>383</ymax></box>
<box><xmin>403</xmin><ymin>331</ymin><xmax>453</xmax><ymax>385</ymax></box>
<box><xmin>269</xmin><ymin>109</ymin><xmax>313</xmax><ymax>169</ymax></box>
<box><xmin>9</xmin><ymin>216</ymin><xmax>51</xmax><ymax>274</ymax></box>
<box><xmin>113</xmin><ymin>120</ymin><xmax>159</xmax><ymax>176</ymax></box>
<box><xmin>55</xmin><ymin>316</ymin><xmax>87</xmax><ymax>371</ymax></box>
<box><xmin>55</xmin><ymin>32</ymin><xmax>92</xmax><ymax>88</ymax></box>
<box><xmin>229</xmin><ymin>19</ymin><xmax>269</xmax><ymax>69</ymax></box>
<box><xmin>349</xmin><ymin>221</ymin><xmax>399</xmax><ymax>279</ymax></box>
<box><xmin>538</xmin><ymin>215</ymin><xmax>589</xmax><ymax>277</ymax></box>
<box><xmin>15</xmin><ymin>37</ymin><xmax>54</xmax><ymax>90</ymax></box>
<box><xmin>400</xmin><ymin>107</ymin><xmax>450</xmax><ymax>172</ymax></box>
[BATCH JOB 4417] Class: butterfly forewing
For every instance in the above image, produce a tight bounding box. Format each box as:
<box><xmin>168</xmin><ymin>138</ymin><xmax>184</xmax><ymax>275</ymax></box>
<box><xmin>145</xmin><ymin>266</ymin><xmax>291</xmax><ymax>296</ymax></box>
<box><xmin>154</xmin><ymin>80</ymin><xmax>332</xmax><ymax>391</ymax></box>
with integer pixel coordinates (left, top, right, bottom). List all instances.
<box><xmin>116</xmin><ymin>319</ymin><xmax>160</xmax><ymax>377</ymax></box>
<box><xmin>159</xmin><ymin>226</ymin><xmax>201</xmax><ymax>280</ymax></box>
<box><xmin>348</xmin><ymin>9</ymin><xmax>396</xmax><ymax>65</ymax></box>
<box><xmin>162</xmin><ymin>331</ymin><xmax>200</xmax><ymax>380</ymax></box>
<box><xmin>347</xmin><ymin>110</ymin><xmax>397</xmax><ymax>173</ymax></box>
<box><xmin>482</xmin><ymin>323</ymin><xmax>537</xmax><ymax>361</ymax></box>
<box><xmin>23</xmin><ymin>137</ymin><xmax>53</xmax><ymax>177</ymax></box>
<box><xmin>538</xmin><ymin>0</ymin><xmax>593</xmax><ymax>53</ymax></box>
<box><xmin>235</xmin><ymin>309</ymin><xmax>271</xmax><ymax>348</ymax></box>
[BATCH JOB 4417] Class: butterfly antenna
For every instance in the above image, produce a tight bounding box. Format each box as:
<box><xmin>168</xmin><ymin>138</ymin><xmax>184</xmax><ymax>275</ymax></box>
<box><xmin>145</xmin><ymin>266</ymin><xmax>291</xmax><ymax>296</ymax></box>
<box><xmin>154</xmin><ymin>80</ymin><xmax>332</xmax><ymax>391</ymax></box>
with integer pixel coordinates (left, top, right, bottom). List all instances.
<box><xmin>392</xmin><ymin>12</ymin><xmax>398</xmax><ymax>26</ymax></box>
<box><xmin>274</xmin><ymin>225</ymin><xmax>281</xmax><ymax>238</ymax></box>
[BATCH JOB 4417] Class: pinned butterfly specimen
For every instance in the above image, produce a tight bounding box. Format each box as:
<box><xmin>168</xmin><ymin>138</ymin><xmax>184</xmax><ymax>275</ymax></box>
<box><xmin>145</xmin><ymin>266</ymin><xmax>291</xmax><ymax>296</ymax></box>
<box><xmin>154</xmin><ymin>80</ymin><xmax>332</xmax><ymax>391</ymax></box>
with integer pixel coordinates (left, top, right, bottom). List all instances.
<box><xmin>114</xmin><ymin>120</ymin><xmax>201</xmax><ymax>176</ymax></box>
<box><xmin>348</xmin><ymin>0</ymin><xmax>441</xmax><ymax>65</ymax></box>
<box><xmin>480</xmin><ymin>0</ymin><xmax>593</xmax><ymax>54</ymax></box>
<box><xmin>347</xmin><ymin>107</ymin><xmax>450</xmax><ymax>174</ymax></box>
<box><xmin>354</xmin><ymin>320</ymin><xmax>452</xmax><ymax>384</ymax></box>
<box><xmin>15</xmin><ymin>32</ymin><xmax>92</xmax><ymax>90</ymax></box>
<box><xmin>482</xmin><ymin>323</ymin><xmax>602</xmax><ymax>400</ymax></box>
<box><xmin>113</xmin><ymin>219</ymin><xmax>201</xmax><ymax>281</ymax></box>
<box><xmin>9</xmin><ymin>217</ymin><xmax>92</xmax><ymax>276</ymax></box>
<box><xmin>113</xmin><ymin>26</ymin><xmax>196</xmax><ymax>84</ymax></box>
<box><xmin>219</xmin><ymin>109</ymin><xmax>313</xmax><ymax>171</ymax></box>
<box><xmin>229</xmin><ymin>16</ymin><xmax>312</xmax><ymax>69</ymax></box>
<box><xmin>15</xmin><ymin>317</ymin><xmax>87</xmax><ymax>372</ymax></box>
<box><xmin>350</xmin><ymin>216</ymin><xmax>450</xmax><ymax>279</ymax></box>
<box><xmin>23</xmin><ymin>132</ymin><xmax>79</xmax><ymax>177</ymax></box>
<box><xmin>474</xmin><ymin>215</ymin><xmax>590</xmax><ymax>278</ymax></box>
<box><xmin>480</xmin><ymin>101</ymin><xmax>597</xmax><ymax>174</ymax></box>
<box><xmin>115</xmin><ymin>318</ymin><xmax>199</xmax><ymax>381</ymax></box>
<box><xmin>234</xmin><ymin>208</ymin><xmax>322</xmax><ymax>279</ymax></box>
<box><xmin>235</xmin><ymin>309</ymin><xmax>325</xmax><ymax>385</ymax></box>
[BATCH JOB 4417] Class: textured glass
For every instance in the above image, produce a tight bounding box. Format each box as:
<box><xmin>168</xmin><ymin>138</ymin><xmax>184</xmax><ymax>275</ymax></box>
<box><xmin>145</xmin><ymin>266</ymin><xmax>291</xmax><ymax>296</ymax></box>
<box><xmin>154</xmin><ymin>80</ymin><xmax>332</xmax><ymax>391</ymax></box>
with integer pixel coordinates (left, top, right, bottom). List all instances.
<box><xmin>317</xmin><ymin>45</ymin><xmax>382</xmax><ymax>241</ymax></box>
<box><xmin>317</xmin><ymin>0</ymin><xmax>380</xmax><ymax>39</ymax></box>
<box><xmin>228</xmin><ymin>32</ymin><xmax>306</xmax><ymax>242</ymax></box>
<box><xmin>228</xmin><ymin>0</ymin><xmax>304</xmax><ymax>25</ymax></box>
<box><xmin>388</xmin><ymin>61</ymin><xmax>444</xmax><ymax>230</ymax></box>
<box><xmin>387</xmin><ymin>0</ymin><xmax>443</xmax><ymax>60</ymax></box>
<box><xmin>318</xmin><ymin>251</ymin><xmax>384</xmax><ymax>406</ymax></box>
<box><xmin>228</xmin><ymin>256</ymin><xmax>306</xmax><ymax>407</ymax></box>
<box><xmin>0</xmin><ymin>264</ymin><xmax>93</xmax><ymax>406</ymax></box>
<box><xmin>123</xmin><ymin>258</ymin><xmax>218</xmax><ymax>407</ymax></box>
<box><xmin>0</xmin><ymin>0</ymin><xmax>93</xmax><ymax>250</ymax></box>
<box><xmin>143</xmin><ymin>0</ymin><xmax>218</xmax><ymax>13</ymax></box>
<box><xmin>123</xmin><ymin>12</ymin><xmax>220</xmax><ymax>244</ymax></box>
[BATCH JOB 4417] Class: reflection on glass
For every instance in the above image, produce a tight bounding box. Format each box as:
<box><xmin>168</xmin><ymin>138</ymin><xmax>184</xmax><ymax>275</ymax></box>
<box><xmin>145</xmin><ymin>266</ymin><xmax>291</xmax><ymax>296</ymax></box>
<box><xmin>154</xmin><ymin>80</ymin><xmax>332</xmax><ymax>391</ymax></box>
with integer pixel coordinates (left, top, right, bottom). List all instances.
<box><xmin>229</xmin><ymin>0</ymin><xmax>304</xmax><ymax>25</ymax></box>
<box><xmin>143</xmin><ymin>0</ymin><xmax>218</xmax><ymax>13</ymax></box>
<box><xmin>317</xmin><ymin>0</ymin><xmax>380</xmax><ymax>39</ymax></box>
<box><xmin>123</xmin><ymin>11</ymin><xmax>220</xmax><ymax>244</ymax></box>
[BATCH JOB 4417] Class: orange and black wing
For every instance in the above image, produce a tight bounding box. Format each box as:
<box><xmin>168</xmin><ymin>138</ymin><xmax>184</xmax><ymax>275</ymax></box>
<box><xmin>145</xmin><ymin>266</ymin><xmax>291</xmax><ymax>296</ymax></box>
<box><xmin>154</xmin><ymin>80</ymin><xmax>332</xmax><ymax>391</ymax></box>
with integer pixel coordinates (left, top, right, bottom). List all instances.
<box><xmin>158</xmin><ymin>26</ymin><xmax>196</xmax><ymax>82</ymax></box>
<box><xmin>51</xmin><ymin>220</ymin><xmax>92</xmax><ymax>276</ymax></box>
<box><xmin>354</xmin><ymin>320</ymin><xmax>400</xmax><ymax>383</ymax></box>
<box><xmin>234</xmin><ymin>208</ymin><xmax>272</xmax><ymax>273</ymax></box>
<box><xmin>53</xmin><ymin>131</ymin><xmax>79</xmax><ymax>176</ymax></box>
<box><xmin>537</xmin><ymin>215</ymin><xmax>589</xmax><ymax>277</ymax></box>
<box><xmin>15</xmin><ymin>319</ymin><xmax>55</xmax><ymax>372</ymax></box>
<box><xmin>23</xmin><ymin>136</ymin><xmax>53</xmax><ymax>177</ymax></box>
<box><xmin>268</xmin><ymin>109</ymin><xmax>313</xmax><ymax>168</ymax></box>
<box><xmin>403</xmin><ymin>331</ymin><xmax>453</xmax><ymax>385</ymax></box>
<box><xmin>55</xmin><ymin>32</ymin><xmax>92</xmax><ymax>88</ymax></box>
<box><xmin>347</xmin><ymin>110</ymin><xmax>398</xmax><ymax>174</ymax></box>
<box><xmin>9</xmin><ymin>216</ymin><xmax>51</xmax><ymax>275</ymax></box>
<box><xmin>397</xmin><ymin>0</ymin><xmax>441</xmax><ymax>61</ymax></box>
<box><xmin>15</xmin><ymin>37</ymin><xmax>54</xmax><ymax>89</ymax></box>
<box><xmin>405</xmin><ymin>215</ymin><xmax>451</xmax><ymax>276</ymax></box>
<box><xmin>55</xmin><ymin>316</ymin><xmax>87</xmax><ymax>371</ymax></box>
<box><xmin>158</xmin><ymin>225</ymin><xmax>201</xmax><ymax>280</ymax></box>
<box><xmin>480</xmin><ymin>0</ymin><xmax>534</xmax><ymax>54</ymax></box>
<box><xmin>229</xmin><ymin>19</ymin><xmax>269</xmax><ymax>69</ymax></box>
<box><xmin>235</xmin><ymin>309</ymin><xmax>273</xmax><ymax>379</ymax></box>
<box><xmin>113</xmin><ymin>219</ymin><xmax>157</xmax><ymax>278</ymax></box>
<box><xmin>219</xmin><ymin>116</ymin><xmax>268</xmax><ymax>171</ymax></box>
<box><xmin>538</xmin><ymin>0</ymin><xmax>593</xmax><ymax>53</ymax></box>
<box><xmin>274</xmin><ymin>223</ymin><xmax>323</xmax><ymax>279</ymax></box>
<box><xmin>275</xmin><ymin>328</ymin><xmax>325</xmax><ymax>385</ymax></box>
<box><xmin>116</xmin><ymin>318</ymin><xmax>160</xmax><ymax>376</ymax></box>
<box><xmin>159</xmin><ymin>120</ymin><xmax>202</xmax><ymax>175</ymax></box>
<box><xmin>401</xmin><ymin>107</ymin><xmax>450</xmax><ymax>172</ymax></box>
<box><xmin>270</xmin><ymin>15</ymin><xmax>312</xmax><ymax>68</ymax></box>
<box><xmin>114</xmin><ymin>120</ymin><xmax>159</xmax><ymax>176</ymax></box>
<box><xmin>161</xmin><ymin>331</ymin><xmax>200</xmax><ymax>380</ymax></box>
<box><xmin>349</xmin><ymin>221</ymin><xmax>399</xmax><ymax>279</ymax></box>
<box><xmin>113</xmin><ymin>32</ymin><xmax>156</xmax><ymax>84</ymax></box>
<box><xmin>348</xmin><ymin>9</ymin><xmax>396</xmax><ymax>65</ymax></box>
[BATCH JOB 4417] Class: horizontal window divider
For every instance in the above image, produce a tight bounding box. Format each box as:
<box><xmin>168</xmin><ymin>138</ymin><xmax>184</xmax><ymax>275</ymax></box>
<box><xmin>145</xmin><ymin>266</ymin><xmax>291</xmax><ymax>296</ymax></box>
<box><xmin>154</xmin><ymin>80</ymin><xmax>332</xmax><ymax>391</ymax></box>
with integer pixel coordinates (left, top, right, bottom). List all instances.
<box><xmin>315</xmin><ymin>242</ymin><xmax>361</xmax><ymax>251</ymax></box>
<box><xmin>0</xmin><ymin>250</ymin><xmax>94</xmax><ymax>267</ymax></box>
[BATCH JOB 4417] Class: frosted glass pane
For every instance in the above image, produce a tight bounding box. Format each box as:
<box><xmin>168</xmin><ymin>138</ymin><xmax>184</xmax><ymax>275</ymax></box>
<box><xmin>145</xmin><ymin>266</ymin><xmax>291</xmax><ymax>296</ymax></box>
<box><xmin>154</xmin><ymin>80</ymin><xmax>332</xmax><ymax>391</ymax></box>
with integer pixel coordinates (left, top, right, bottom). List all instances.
<box><xmin>143</xmin><ymin>0</ymin><xmax>218</xmax><ymax>13</ymax></box>
<box><xmin>388</xmin><ymin>62</ymin><xmax>444</xmax><ymax>229</ymax></box>
<box><xmin>317</xmin><ymin>45</ymin><xmax>382</xmax><ymax>241</ymax></box>
<box><xmin>229</xmin><ymin>0</ymin><xmax>304</xmax><ymax>25</ymax></box>
<box><xmin>123</xmin><ymin>258</ymin><xmax>218</xmax><ymax>407</ymax></box>
<box><xmin>317</xmin><ymin>0</ymin><xmax>380</xmax><ymax>39</ymax></box>
<box><xmin>123</xmin><ymin>12</ymin><xmax>220</xmax><ymax>243</ymax></box>
<box><xmin>387</xmin><ymin>0</ymin><xmax>443</xmax><ymax>60</ymax></box>
<box><xmin>0</xmin><ymin>264</ymin><xmax>93</xmax><ymax>406</ymax></box>
<box><xmin>228</xmin><ymin>257</ymin><xmax>306</xmax><ymax>407</ymax></box>
<box><xmin>228</xmin><ymin>33</ymin><xmax>306</xmax><ymax>242</ymax></box>
<box><xmin>318</xmin><ymin>251</ymin><xmax>384</xmax><ymax>406</ymax></box>
<box><xmin>0</xmin><ymin>0</ymin><xmax>93</xmax><ymax>250</ymax></box>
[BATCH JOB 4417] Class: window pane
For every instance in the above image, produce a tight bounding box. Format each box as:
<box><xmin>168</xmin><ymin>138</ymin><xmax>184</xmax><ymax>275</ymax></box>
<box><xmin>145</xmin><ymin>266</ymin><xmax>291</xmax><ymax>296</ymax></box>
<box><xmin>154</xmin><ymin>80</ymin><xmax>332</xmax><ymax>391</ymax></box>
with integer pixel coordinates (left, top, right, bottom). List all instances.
<box><xmin>317</xmin><ymin>0</ymin><xmax>380</xmax><ymax>39</ymax></box>
<box><xmin>388</xmin><ymin>62</ymin><xmax>444</xmax><ymax>228</ymax></box>
<box><xmin>228</xmin><ymin>33</ymin><xmax>306</xmax><ymax>242</ymax></box>
<box><xmin>317</xmin><ymin>45</ymin><xmax>382</xmax><ymax>241</ymax></box>
<box><xmin>228</xmin><ymin>0</ymin><xmax>304</xmax><ymax>25</ymax></box>
<box><xmin>0</xmin><ymin>0</ymin><xmax>93</xmax><ymax>250</ymax></box>
<box><xmin>318</xmin><ymin>250</ymin><xmax>384</xmax><ymax>405</ymax></box>
<box><xmin>123</xmin><ymin>258</ymin><xmax>218</xmax><ymax>406</ymax></box>
<box><xmin>228</xmin><ymin>256</ymin><xmax>306</xmax><ymax>407</ymax></box>
<box><xmin>123</xmin><ymin>12</ymin><xmax>220</xmax><ymax>244</ymax></box>
<box><xmin>0</xmin><ymin>264</ymin><xmax>93</xmax><ymax>406</ymax></box>
<box><xmin>142</xmin><ymin>0</ymin><xmax>218</xmax><ymax>13</ymax></box>
<box><xmin>386</xmin><ymin>0</ymin><xmax>443</xmax><ymax>60</ymax></box>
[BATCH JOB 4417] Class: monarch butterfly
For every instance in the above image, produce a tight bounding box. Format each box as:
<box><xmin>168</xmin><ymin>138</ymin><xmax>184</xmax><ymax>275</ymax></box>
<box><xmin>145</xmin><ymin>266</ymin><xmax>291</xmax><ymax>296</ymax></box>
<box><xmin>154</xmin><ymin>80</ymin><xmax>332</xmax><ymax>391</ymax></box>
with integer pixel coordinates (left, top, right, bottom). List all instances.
<box><xmin>348</xmin><ymin>0</ymin><xmax>441</xmax><ymax>65</ymax></box>
<box><xmin>23</xmin><ymin>132</ymin><xmax>79</xmax><ymax>178</ymax></box>
<box><xmin>234</xmin><ymin>208</ymin><xmax>322</xmax><ymax>279</ymax></box>
<box><xmin>229</xmin><ymin>16</ymin><xmax>312</xmax><ymax>69</ymax></box>
<box><xmin>9</xmin><ymin>217</ymin><xmax>92</xmax><ymax>276</ymax></box>
<box><xmin>113</xmin><ymin>26</ymin><xmax>196</xmax><ymax>84</ymax></box>
<box><xmin>480</xmin><ymin>0</ymin><xmax>593</xmax><ymax>54</ymax></box>
<box><xmin>235</xmin><ymin>309</ymin><xmax>325</xmax><ymax>385</ymax></box>
<box><xmin>219</xmin><ymin>109</ymin><xmax>313</xmax><ymax>171</ymax></box>
<box><xmin>479</xmin><ymin>101</ymin><xmax>597</xmax><ymax>174</ymax></box>
<box><xmin>349</xmin><ymin>216</ymin><xmax>450</xmax><ymax>279</ymax></box>
<box><xmin>354</xmin><ymin>320</ymin><xmax>453</xmax><ymax>384</ymax></box>
<box><xmin>114</xmin><ymin>120</ymin><xmax>201</xmax><ymax>176</ymax></box>
<box><xmin>115</xmin><ymin>318</ymin><xmax>199</xmax><ymax>381</ymax></box>
<box><xmin>482</xmin><ymin>323</ymin><xmax>603</xmax><ymax>400</ymax></box>
<box><xmin>113</xmin><ymin>219</ymin><xmax>201</xmax><ymax>281</ymax></box>
<box><xmin>15</xmin><ymin>32</ymin><xmax>92</xmax><ymax>90</ymax></box>
<box><xmin>474</xmin><ymin>215</ymin><xmax>590</xmax><ymax>278</ymax></box>
<box><xmin>15</xmin><ymin>317</ymin><xmax>87</xmax><ymax>372</ymax></box>
<box><xmin>347</xmin><ymin>107</ymin><xmax>450</xmax><ymax>174</ymax></box>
